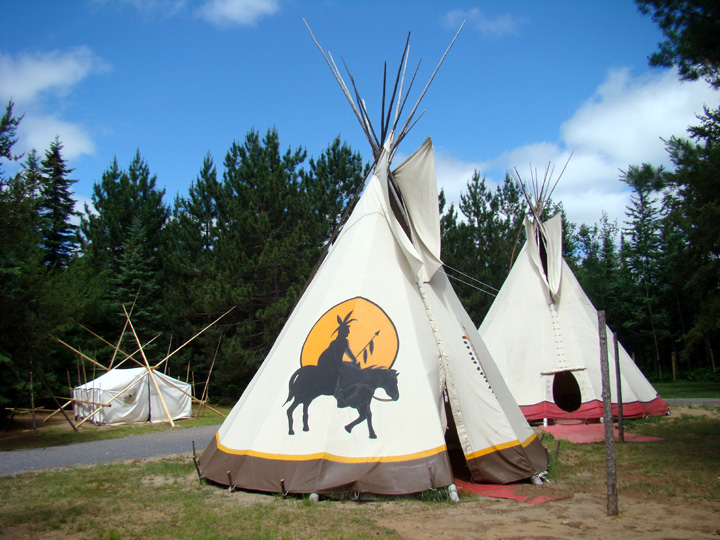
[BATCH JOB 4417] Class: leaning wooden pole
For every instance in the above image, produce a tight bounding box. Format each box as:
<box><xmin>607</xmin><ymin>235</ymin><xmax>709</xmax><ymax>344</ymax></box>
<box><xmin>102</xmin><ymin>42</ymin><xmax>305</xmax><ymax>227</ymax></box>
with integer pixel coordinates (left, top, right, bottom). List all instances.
<box><xmin>36</xmin><ymin>370</ymin><xmax>77</xmax><ymax>432</ymax></box>
<box><xmin>598</xmin><ymin>311</ymin><xmax>618</xmax><ymax>516</ymax></box>
<box><xmin>123</xmin><ymin>305</ymin><xmax>175</xmax><ymax>427</ymax></box>
<box><xmin>110</xmin><ymin>288</ymin><xmax>141</xmax><ymax>368</ymax></box>
<box><xmin>153</xmin><ymin>306</ymin><xmax>235</xmax><ymax>370</ymax></box>
<box><xmin>54</xmin><ymin>337</ymin><xmax>109</xmax><ymax>372</ymax></box>
<box><xmin>613</xmin><ymin>331</ymin><xmax>624</xmax><ymax>443</ymax></box>
<box><xmin>197</xmin><ymin>335</ymin><xmax>222</xmax><ymax>418</ymax></box>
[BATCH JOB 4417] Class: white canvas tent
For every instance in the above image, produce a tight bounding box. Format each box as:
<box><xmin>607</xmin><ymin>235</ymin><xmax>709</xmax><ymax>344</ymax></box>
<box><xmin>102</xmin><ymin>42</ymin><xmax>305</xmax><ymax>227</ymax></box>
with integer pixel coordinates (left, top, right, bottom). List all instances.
<box><xmin>479</xmin><ymin>199</ymin><xmax>668</xmax><ymax>423</ymax></box>
<box><xmin>199</xmin><ymin>28</ymin><xmax>548</xmax><ymax>496</ymax></box>
<box><xmin>73</xmin><ymin>367</ymin><xmax>192</xmax><ymax>425</ymax></box>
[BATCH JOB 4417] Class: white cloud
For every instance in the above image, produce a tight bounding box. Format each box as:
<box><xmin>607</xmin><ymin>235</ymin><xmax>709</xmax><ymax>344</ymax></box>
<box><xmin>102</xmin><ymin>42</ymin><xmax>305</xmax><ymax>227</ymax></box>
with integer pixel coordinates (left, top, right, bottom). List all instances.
<box><xmin>0</xmin><ymin>47</ymin><xmax>105</xmax><ymax>162</ymax></box>
<box><xmin>195</xmin><ymin>0</ymin><xmax>279</xmax><ymax>27</ymax></box>
<box><xmin>434</xmin><ymin>151</ymin><xmax>487</xmax><ymax>208</ymax></box>
<box><xmin>437</xmin><ymin>69</ymin><xmax>717</xmax><ymax>228</ymax></box>
<box><xmin>0</xmin><ymin>46</ymin><xmax>107</xmax><ymax>105</ymax></box>
<box><xmin>18</xmin><ymin>115</ymin><xmax>95</xmax><ymax>161</ymax></box>
<box><xmin>561</xmin><ymin>68</ymin><xmax>716</xmax><ymax>167</ymax></box>
<box><xmin>112</xmin><ymin>0</ymin><xmax>187</xmax><ymax>18</ymax></box>
<box><xmin>443</xmin><ymin>8</ymin><xmax>524</xmax><ymax>37</ymax></box>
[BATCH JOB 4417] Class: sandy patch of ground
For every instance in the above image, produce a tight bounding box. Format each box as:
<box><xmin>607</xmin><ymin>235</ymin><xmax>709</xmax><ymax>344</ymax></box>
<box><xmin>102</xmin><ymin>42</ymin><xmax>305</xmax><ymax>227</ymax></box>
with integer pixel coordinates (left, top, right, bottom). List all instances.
<box><xmin>374</xmin><ymin>491</ymin><xmax>720</xmax><ymax>540</ymax></box>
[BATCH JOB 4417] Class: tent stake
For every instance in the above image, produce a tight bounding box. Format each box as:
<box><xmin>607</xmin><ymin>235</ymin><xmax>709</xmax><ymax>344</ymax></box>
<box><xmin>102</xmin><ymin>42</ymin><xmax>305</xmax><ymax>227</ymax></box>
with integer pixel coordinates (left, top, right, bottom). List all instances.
<box><xmin>227</xmin><ymin>471</ymin><xmax>237</xmax><ymax>492</ymax></box>
<box><xmin>428</xmin><ymin>465</ymin><xmax>435</xmax><ymax>489</ymax></box>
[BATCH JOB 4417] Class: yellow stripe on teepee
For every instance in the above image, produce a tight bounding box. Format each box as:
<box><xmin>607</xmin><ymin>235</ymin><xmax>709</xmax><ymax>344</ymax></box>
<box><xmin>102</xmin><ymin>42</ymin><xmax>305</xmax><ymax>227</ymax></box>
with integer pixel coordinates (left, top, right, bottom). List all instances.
<box><xmin>216</xmin><ymin>434</ymin><xmax>447</xmax><ymax>464</ymax></box>
<box><xmin>465</xmin><ymin>433</ymin><xmax>537</xmax><ymax>460</ymax></box>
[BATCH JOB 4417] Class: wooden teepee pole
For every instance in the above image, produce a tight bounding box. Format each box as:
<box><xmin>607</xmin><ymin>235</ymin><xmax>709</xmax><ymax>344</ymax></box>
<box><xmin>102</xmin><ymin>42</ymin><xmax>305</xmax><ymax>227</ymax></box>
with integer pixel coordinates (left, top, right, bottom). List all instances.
<box><xmin>54</xmin><ymin>337</ymin><xmax>109</xmax><ymax>372</ymax></box>
<box><xmin>122</xmin><ymin>305</ymin><xmax>175</xmax><ymax>427</ymax></box>
<box><xmin>152</xmin><ymin>306</ymin><xmax>235</xmax><ymax>370</ymax></box>
<box><xmin>110</xmin><ymin>288</ymin><xmax>141</xmax><ymax>368</ymax></box>
<box><xmin>79</xmin><ymin>324</ymin><xmax>146</xmax><ymax>368</ymax></box>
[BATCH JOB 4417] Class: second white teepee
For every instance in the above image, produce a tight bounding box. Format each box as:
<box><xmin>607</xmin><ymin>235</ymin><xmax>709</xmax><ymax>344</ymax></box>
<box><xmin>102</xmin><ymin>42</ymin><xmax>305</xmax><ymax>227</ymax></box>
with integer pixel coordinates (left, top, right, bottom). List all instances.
<box><xmin>480</xmin><ymin>209</ymin><xmax>668</xmax><ymax>423</ymax></box>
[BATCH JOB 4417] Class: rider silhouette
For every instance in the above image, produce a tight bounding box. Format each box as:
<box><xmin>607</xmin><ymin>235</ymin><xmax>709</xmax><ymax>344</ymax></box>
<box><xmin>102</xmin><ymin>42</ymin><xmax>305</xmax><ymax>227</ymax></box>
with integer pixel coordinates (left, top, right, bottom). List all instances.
<box><xmin>316</xmin><ymin>311</ymin><xmax>360</xmax><ymax>406</ymax></box>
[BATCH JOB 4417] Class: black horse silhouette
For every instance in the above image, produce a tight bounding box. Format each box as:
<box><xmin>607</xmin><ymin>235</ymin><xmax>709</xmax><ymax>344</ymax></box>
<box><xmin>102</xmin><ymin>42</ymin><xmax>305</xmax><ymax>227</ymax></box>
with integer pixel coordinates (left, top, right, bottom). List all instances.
<box><xmin>284</xmin><ymin>363</ymin><xmax>399</xmax><ymax>439</ymax></box>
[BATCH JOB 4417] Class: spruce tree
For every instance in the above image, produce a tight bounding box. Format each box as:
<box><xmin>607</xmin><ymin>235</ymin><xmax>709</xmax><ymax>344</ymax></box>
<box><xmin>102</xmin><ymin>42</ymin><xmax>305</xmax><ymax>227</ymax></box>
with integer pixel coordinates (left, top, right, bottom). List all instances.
<box><xmin>80</xmin><ymin>151</ymin><xmax>169</xmax><ymax>353</ymax></box>
<box><xmin>112</xmin><ymin>216</ymin><xmax>163</xmax><ymax>351</ymax></box>
<box><xmin>39</xmin><ymin>136</ymin><xmax>79</xmax><ymax>268</ymax></box>
<box><xmin>620</xmin><ymin>164</ymin><xmax>670</xmax><ymax>375</ymax></box>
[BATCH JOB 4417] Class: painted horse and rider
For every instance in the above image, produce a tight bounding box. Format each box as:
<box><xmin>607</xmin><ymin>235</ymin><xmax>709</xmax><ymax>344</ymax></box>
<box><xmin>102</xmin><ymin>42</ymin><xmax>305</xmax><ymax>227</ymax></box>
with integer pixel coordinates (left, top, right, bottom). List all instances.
<box><xmin>284</xmin><ymin>311</ymin><xmax>399</xmax><ymax>439</ymax></box>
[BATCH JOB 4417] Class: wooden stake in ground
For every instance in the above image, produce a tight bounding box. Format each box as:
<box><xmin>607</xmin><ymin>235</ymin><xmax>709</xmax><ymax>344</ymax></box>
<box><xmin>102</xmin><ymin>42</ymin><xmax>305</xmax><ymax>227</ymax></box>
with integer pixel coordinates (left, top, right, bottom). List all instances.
<box><xmin>598</xmin><ymin>311</ymin><xmax>618</xmax><ymax>516</ymax></box>
<box><xmin>613</xmin><ymin>331</ymin><xmax>624</xmax><ymax>443</ymax></box>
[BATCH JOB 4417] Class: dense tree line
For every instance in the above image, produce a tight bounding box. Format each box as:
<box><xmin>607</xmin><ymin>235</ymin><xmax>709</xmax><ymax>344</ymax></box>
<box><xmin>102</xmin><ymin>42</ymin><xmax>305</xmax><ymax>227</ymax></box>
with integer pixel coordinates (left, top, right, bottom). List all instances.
<box><xmin>0</xmin><ymin>0</ymin><xmax>717</xmax><ymax>411</ymax></box>
<box><xmin>442</xmin><ymin>0</ymin><xmax>720</xmax><ymax>380</ymax></box>
<box><xmin>0</xmin><ymin>118</ymin><xmax>366</xmax><ymax>408</ymax></box>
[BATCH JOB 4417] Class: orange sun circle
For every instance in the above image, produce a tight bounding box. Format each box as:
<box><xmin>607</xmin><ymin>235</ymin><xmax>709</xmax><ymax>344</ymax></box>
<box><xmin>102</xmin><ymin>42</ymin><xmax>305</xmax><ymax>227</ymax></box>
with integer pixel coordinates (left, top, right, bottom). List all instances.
<box><xmin>300</xmin><ymin>297</ymin><xmax>399</xmax><ymax>370</ymax></box>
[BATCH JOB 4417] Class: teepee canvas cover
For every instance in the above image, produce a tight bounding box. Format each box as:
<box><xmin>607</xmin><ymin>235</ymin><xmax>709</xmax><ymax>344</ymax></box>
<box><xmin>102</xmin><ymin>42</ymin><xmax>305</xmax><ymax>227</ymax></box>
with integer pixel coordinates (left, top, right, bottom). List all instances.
<box><xmin>200</xmin><ymin>137</ymin><xmax>548</xmax><ymax>495</ymax></box>
<box><xmin>73</xmin><ymin>367</ymin><xmax>192</xmax><ymax>425</ymax></box>
<box><xmin>200</xmin><ymin>26</ymin><xmax>547</xmax><ymax>496</ymax></box>
<box><xmin>479</xmin><ymin>212</ymin><xmax>668</xmax><ymax>422</ymax></box>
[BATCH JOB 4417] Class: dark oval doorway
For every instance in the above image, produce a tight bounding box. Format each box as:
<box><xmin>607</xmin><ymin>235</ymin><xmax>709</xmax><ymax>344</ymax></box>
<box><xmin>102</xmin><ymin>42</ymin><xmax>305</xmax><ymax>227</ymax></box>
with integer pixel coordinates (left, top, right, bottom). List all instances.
<box><xmin>552</xmin><ymin>371</ymin><xmax>581</xmax><ymax>412</ymax></box>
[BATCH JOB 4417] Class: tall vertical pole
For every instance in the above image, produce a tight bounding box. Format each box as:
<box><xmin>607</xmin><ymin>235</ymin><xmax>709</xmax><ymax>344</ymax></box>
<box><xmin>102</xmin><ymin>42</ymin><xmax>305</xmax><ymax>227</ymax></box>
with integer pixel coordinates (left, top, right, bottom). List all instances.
<box><xmin>599</xmin><ymin>311</ymin><xmax>618</xmax><ymax>516</ymax></box>
<box><xmin>613</xmin><ymin>331</ymin><xmax>624</xmax><ymax>443</ymax></box>
<box><xmin>671</xmin><ymin>351</ymin><xmax>677</xmax><ymax>382</ymax></box>
<box><xmin>29</xmin><ymin>360</ymin><xmax>36</xmax><ymax>432</ymax></box>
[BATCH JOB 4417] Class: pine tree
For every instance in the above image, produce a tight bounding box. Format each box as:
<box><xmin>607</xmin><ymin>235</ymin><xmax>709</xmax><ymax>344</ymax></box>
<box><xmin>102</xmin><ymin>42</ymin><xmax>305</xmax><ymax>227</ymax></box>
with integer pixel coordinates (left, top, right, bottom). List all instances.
<box><xmin>111</xmin><ymin>216</ymin><xmax>163</xmax><ymax>351</ymax></box>
<box><xmin>81</xmin><ymin>151</ymin><xmax>169</xmax><ymax>273</ymax></box>
<box><xmin>208</xmin><ymin>129</ymin><xmax>310</xmax><ymax>397</ymax></box>
<box><xmin>39</xmin><ymin>136</ymin><xmax>79</xmax><ymax>268</ymax></box>
<box><xmin>636</xmin><ymin>0</ymin><xmax>720</xmax><ymax>88</ymax></box>
<box><xmin>0</xmin><ymin>101</ymin><xmax>23</xmax><ymax>177</ymax></box>
<box><xmin>664</xmin><ymin>110</ymin><xmax>720</xmax><ymax>372</ymax></box>
<box><xmin>620</xmin><ymin>164</ymin><xmax>670</xmax><ymax>375</ymax></box>
<box><xmin>441</xmin><ymin>172</ymin><xmax>526</xmax><ymax>324</ymax></box>
<box><xmin>302</xmin><ymin>136</ymin><xmax>367</xmax><ymax>245</ymax></box>
<box><xmin>79</xmin><ymin>151</ymin><xmax>170</xmax><ymax>356</ymax></box>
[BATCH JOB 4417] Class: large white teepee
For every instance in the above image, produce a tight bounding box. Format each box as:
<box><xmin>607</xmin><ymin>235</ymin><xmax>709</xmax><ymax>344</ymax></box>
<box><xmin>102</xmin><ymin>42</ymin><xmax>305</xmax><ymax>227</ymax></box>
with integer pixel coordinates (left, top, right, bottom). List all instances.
<box><xmin>479</xmin><ymin>210</ymin><xmax>668</xmax><ymax>423</ymax></box>
<box><xmin>199</xmin><ymin>29</ymin><xmax>548</xmax><ymax>496</ymax></box>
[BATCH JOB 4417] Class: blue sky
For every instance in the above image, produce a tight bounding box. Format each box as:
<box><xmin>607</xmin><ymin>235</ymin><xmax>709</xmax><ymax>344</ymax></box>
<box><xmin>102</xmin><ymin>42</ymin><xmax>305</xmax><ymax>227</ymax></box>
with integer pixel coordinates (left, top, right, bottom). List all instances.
<box><xmin>1</xmin><ymin>0</ymin><xmax>716</xmax><ymax>228</ymax></box>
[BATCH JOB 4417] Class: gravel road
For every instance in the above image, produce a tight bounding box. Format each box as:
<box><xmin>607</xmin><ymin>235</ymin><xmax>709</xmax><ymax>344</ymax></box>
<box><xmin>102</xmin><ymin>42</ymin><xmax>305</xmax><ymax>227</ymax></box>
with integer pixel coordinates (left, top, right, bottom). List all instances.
<box><xmin>0</xmin><ymin>425</ymin><xmax>219</xmax><ymax>477</ymax></box>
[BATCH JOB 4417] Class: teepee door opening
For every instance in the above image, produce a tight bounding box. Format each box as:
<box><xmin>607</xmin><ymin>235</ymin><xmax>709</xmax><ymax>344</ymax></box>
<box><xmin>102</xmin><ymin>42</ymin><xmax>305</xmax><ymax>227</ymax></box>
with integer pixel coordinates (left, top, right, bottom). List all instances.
<box><xmin>552</xmin><ymin>370</ymin><xmax>581</xmax><ymax>413</ymax></box>
<box><xmin>443</xmin><ymin>395</ymin><xmax>471</xmax><ymax>481</ymax></box>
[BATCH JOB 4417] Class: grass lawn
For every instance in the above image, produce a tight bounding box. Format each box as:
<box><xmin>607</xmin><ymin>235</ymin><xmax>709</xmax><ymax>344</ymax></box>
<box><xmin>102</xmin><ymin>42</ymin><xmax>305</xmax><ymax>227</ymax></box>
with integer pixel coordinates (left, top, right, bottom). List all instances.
<box><xmin>1</xmin><ymin>404</ymin><xmax>718</xmax><ymax>539</ymax></box>
<box><xmin>652</xmin><ymin>380</ymin><xmax>720</xmax><ymax>398</ymax></box>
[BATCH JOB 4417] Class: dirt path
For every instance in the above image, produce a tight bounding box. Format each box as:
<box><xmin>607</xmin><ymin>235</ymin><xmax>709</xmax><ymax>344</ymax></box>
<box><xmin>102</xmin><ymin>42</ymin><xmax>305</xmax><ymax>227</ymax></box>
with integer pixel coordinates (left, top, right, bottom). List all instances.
<box><xmin>372</xmin><ymin>491</ymin><xmax>720</xmax><ymax>540</ymax></box>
